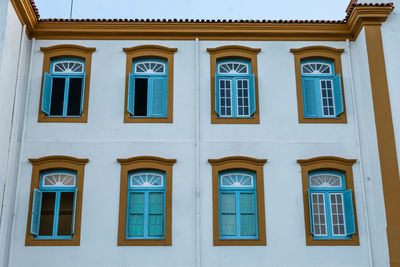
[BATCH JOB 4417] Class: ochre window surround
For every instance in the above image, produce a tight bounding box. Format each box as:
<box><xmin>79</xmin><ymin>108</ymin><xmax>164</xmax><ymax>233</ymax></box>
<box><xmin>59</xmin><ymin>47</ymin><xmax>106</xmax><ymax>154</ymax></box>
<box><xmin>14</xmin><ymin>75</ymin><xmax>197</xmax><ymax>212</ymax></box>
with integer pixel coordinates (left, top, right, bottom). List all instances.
<box><xmin>290</xmin><ymin>46</ymin><xmax>346</xmax><ymax>124</ymax></box>
<box><xmin>207</xmin><ymin>46</ymin><xmax>261</xmax><ymax>124</ymax></box>
<box><xmin>38</xmin><ymin>44</ymin><xmax>96</xmax><ymax>123</ymax></box>
<box><xmin>123</xmin><ymin>45</ymin><xmax>177</xmax><ymax>123</ymax></box>
<box><xmin>297</xmin><ymin>156</ymin><xmax>359</xmax><ymax>246</ymax></box>
<box><xmin>208</xmin><ymin>156</ymin><xmax>267</xmax><ymax>245</ymax></box>
<box><xmin>25</xmin><ymin>155</ymin><xmax>89</xmax><ymax>246</ymax></box>
<box><xmin>117</xmin><ymin>156</ymin><xmax>176</xmax><ymax>246</ymax></box>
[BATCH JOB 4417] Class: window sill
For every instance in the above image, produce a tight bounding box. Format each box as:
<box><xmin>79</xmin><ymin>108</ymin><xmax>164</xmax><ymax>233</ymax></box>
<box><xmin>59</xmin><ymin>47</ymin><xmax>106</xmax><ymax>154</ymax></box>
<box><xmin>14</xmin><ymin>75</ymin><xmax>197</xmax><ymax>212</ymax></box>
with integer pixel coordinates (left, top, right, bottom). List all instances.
<box><xmin>211</xmin><ymin>114</ymin><xmax>260</xmax><ymax>124</ymax></box>
<box><xmin>299</xmin><ymin>115</ymin><xmax>347</xmax><ymax>124</ymax></box>
<box><xmin>38</xmin><ymin>113</ymin><xmax>87</xmax><ymax>123</ymax></box>
<box><xmin>306</xmin><ymin>235</ymin><xmax>359</xmax><ymax>246</ymax></box>
<box><xmin>118</xmin><ymin>239</ymin><xmax>171</xmax><ymax>246</ymax></box>
<box><xmin>25</xmin><ymin>237</ymin><xmax>80</xmax><ymax>246</ymax></box>
<box><xmin>214</xmin><ymin>239</ymin><xmax>266</xmax><ymax>246</ymax></box>
<box><xmin>124</xmin><ymin>113</ymin><xmax>172</xmax><ymax>123</ymax></box>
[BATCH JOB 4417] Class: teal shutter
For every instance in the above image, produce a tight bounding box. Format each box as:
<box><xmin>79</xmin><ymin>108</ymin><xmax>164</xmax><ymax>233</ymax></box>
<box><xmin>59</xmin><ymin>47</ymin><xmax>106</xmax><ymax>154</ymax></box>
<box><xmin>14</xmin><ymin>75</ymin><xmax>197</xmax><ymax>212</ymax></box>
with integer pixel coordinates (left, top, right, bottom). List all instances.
<box><xmin>151</xmin><ymin>78</ymin><xmax>166</xmax><ymax>117</ymax></box>
<box><xmin>344</xmin><ymin>189</ymin><xmax>356</xmax><ymax>235</ymax></box>
<box><xmin>333</xmin><ymin>74</ymin><xmax>344</xmax><ymax>116</ymax></box>
<box><xmin>129</xmin><ymin>193</ymin><xmax>145</xmax><ymax>236</ymax></box>
<box><xmin>215</xmin><ymin>75</ymin><xmax>220</xmax><ymax>116</ymax></box>
<box><xmin>302</xmin><ymin>78</ymin><xmax>317</xmax><ymax>118</ymax></box>
<box><xmin>249</xmin><ymin>74</ymin><xmax>256</xmax><ymax>116</ymax></box>
<box><xmin>240</xmin><ymin>193</ymin><xmax>256</xmax><ymax>236</ymax></box>
<box><xmin>30</xmin><ymin>189</ymin><xmax>42</xmax><ymax>236</ymax></box>
<box><xmin>41</xmin><ymin>72</ymin><xmax>52</xmax><ymax>115</ymax></box>
<box><xmin>71</xmin><ymin>189</ymin><xmax>77</xmax><ymax>234</ymax></box>
<box><xmin>220</xmin><ymin>193</ymin><xmax>236</xmax><ymax>236</ymax></box>
<box><xmin>308</xmin><ymin>191</ymin><xmax>314</xmax><ymax>235</ymax></box>
<box><xmin>148</xmin><ymin>192</ymin><xmax>164</xmax><ymax>236</ymax></box>
<box><xmin>127</xmin><ymin>73</ymin><xmax>135</xmax><ymax>115</ymax></box>
<box><xmin>79</xmin><ymin>74</ymin><xmax>86</xmax><ymax>115</ymax></box>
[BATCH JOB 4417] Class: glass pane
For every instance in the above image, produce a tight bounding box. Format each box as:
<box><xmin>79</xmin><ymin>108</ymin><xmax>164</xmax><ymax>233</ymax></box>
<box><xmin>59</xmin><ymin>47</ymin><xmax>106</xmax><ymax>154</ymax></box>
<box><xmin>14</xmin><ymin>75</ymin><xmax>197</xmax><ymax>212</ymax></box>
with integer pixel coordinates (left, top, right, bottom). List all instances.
<box><xmin>221</xmin><ymin>214</ymin><xmax>236</xmax><ymax>236</ymax></box>
<box><xmin>129</xmin><ymin>215</ymin><xmax>144</xmax><ymax>236</ymax></box>
<box><xmin>50</xmin><ymin>78</ymin><xmax>65</xmax><ymax>116</ymax></box>
<box><xmin>67</xmin><ymin>77</ymin><xmax>83</xmax><ymax>116</ymax></box>
<box><xmin>240</xmin><ymin>214</ymin><xmax>256</xmax><ymax>236</ymax></box>
<box><xmin>221</xmin><ymin>193</ymin><xmax>235</xmax><ymax>213</ymax></box>
<box><xmin>240</xmin><ymin>193</ymin><xmax>254</xmax><ymax>213</ymax></box>
<box><xmin>134</xmin><ymin>78</ymin><xmax>148</xmax><ymax>116</ymax></box>
<box><xmin>148</xmin><ymin>215</ymin><xmax>163</xmax><ymax>236</ymax></box>
<box><xmin>130</xmin><ymin>193</ymin><xmax>145</xmax><ymax>214</ymax></box>
<box><xmin>39</xmin><ymin>192</ymin><xmax>56</xmax><ymax>236</ymax></box>
<box><xmin>311</xmin><ymin>193</ymin><xmax>327</xmax><ymax>236</ymax></box>
<box><xmin>57</xmin><ymin>192</ymin><xmax>74</xmax><ymax>236</ymax></box>
<box><xmin>330</xmin><ymin>193</ymin><xmax>346</xmax><ymax>235</ymax></box>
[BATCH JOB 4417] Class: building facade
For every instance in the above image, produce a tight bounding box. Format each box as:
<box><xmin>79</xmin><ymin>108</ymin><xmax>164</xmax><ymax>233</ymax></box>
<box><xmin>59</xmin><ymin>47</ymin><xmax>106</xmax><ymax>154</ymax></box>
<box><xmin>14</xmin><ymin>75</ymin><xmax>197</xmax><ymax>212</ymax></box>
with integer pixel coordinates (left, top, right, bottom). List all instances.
<box><xmin>0</xmin><ymin>0</ymin><xmax>399</xmax><ymax>266</ymax></box>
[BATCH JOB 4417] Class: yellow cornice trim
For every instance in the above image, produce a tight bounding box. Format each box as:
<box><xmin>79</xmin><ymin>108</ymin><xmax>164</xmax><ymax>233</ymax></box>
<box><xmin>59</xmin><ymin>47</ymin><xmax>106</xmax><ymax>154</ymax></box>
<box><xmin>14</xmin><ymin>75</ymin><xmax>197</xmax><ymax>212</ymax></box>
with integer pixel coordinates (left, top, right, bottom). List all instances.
<box><xmin>297</xmin><ymin>156</ymin><xmax>357</xmax><ymax>166</ymax></box>
<box><xmin>40</xmin><ymin>44</ymin><xmax>96</xmax><ymax>53</ymax></box>
<box><xmin>290</xmin><ymin>46</ymin><xmax>345</xmax><ymax>55</ymax></box>
<box><xmin>117</xmin><ymin>156</ymin><xmax>177</xmax><ymax>165</ymax></box>
<box><xmin>207</xmin><ymin>45</ymin><xmax>261</xmax><ymax>54</ymax></box>
<box><xmin>208</xmin><ymin>156</ymin><xmax>267</xmax><ymax>166</ymax></box>
<box><xmin>10</xmin><ymin>0</ymin><xmax>37</xmax><ymax>36</ymax></box>
<box><xmin>123</xmin><ymin>45</ymin><xmax>177</xmax><ymax>54</ymax></box>
<box><xmin>28</xmin><ymin>155</ymin><xmax>89</xmax><ymax>165</ymax></box>
<box><xmin>10</xmin><ymin>2</ymin><xmax>393</xmax><ymax>41</ymax></box>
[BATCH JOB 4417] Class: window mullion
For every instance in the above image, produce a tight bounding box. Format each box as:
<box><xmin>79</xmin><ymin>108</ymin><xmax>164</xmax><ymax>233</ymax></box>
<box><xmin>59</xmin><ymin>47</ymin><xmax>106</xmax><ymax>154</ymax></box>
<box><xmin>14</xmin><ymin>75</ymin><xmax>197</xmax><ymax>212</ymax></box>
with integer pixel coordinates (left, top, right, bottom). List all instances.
<box><xmin>147</xmin><ymin>78</ymin><xmax>153</xmax><ymax>117</ymax></box>
<box><xmin>325</xmin><ymin>192</ymin><xmax>333</xmax><ymax>238</ymax></box>
<box><xmin>236</xmin><ymin>191</ymin><xmax>241</xmax><ymax>238</ymax></box>
<box><xmin>62</xmin><ymin>77</ymin><xmax>71</xmax><ymax>116</ymax></box>
<box><xmin>232</xmin><ymin>78</ymin><xmax>237</xmax><ymax>117</ymax></box>
<box><xmin>52</xmin><ymin>191</ymin><xmax>61</xmax><ymax>238</ymax></box>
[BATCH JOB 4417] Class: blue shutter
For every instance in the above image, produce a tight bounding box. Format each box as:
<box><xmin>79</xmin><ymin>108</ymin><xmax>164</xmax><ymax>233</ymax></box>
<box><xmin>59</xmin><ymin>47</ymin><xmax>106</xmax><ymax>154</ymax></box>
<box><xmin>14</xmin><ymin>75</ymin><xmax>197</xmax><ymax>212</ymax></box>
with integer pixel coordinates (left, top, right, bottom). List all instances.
<box><xmin>249</xmin><ymin>74</ymin><xmax>256</xmax><ymax>116</ymax></box>
<box><xmin>79</xmin><ymin>74</ymin><xmax>86</xmax><ymax>115</ymax></box>
<box><xmin>151</xmin><ymin>78</ymin><xmax>166</xmax><ymax>117</ymax></box>
<box><xmin>71</xmin><ymin>189</ymin><xmax>77</xmax><ymax>234</ymax></box>
<box><xmin>240</xmin><ymin>193</ymin><xmax>256</xmax><ymax>236</ymax></box>
<box><xmin>308</xmin><ymin>191</ymin><xmax>314</xmax><ymax>235</ymax></box>
<box><xmin>220</xmin><ymin>193</ymin><xmax>236</xmax><ymax>236</ymax></box>
<box><xmin>30</xmin><ymin>189</ymin><xmax>42</xmax><ymax>236</ymax></box>
<box><xmin>127</xmin><ymin>73</ymin><xmax>135</xmax><ymax>115</ymax></box>
<box><xmin>41</xmin><ymin>72</ymin><xmax>52</xmax><ymax>115</ymax></box>
<box><xmin>344</xmin><ymin>189</ymin><xmax>356</xmax><ymax>235</ymax></box>
<box><xmin>302</xmin><ymin>78</ymin><xmax>317</xmax><ymax>118</ymax></box>
<box><xmin>129</xmin><ymin>193</ymin><xmax>145</xmax><ymax>236</ymax></box>
<box><xmin>333</xmin><ymin>74</ymin><xmax>344</xmax><ymax>116</ymax></box>
<box><xmin>148</xmin><ymin>192</ymin><xmax>164</xmax><ymax>236</ymax></box>
<box><xmin>215</xmin><ymin>75</ymin><xmax>220</xmax><ymax>116</ymax></box>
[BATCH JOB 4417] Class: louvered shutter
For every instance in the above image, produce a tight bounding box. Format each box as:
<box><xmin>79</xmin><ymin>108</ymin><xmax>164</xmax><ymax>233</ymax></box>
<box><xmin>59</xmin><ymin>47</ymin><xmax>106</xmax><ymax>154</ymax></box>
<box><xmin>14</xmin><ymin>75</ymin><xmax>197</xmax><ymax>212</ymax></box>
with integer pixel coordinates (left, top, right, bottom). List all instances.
<box><xmin>302</xmin><ymin>78</ymin><xmax>317</xmax><ymax>118</ymax></box>
<box><xmin>249</xmin><ymin>74</ymin><xmax>256</xmax><ymax>116</ymax></box>
<box><xmin>220</xmin><ymin>193</ymin><xmax>236</xmax><ymax>236</ymax></box>
<box><xmin>129</xmin><ymin>193</ymin><xmax>145</xmax><ymax>236</ymax></box>
<box><xmin>127</xmin><ymin>73</ymin><xmax>135</xmax><ymax>115</ymax></box>
<box><xmin>240</xmin><ymin>193</ymin><xmax>256</xmax><ymax>236</ymax></box>
<box><xmin>308</xmin><ymin>191</ymin><xmax>314</xmax><ymax>235</ymax></box>
<box><xmin>79</xmin><ymin>74</ymin><xmax>86</xmax><ymax>114</ymax></box>
<box><xmin>71</xmin><ymin>189</ymin><xmax>78</xmax><ymax>234</ymax></box>
<box><xmin>333</xmin><ymin>74</ymin><xmax>344</xmax><ymax>116</ymax></box>
<box><xmin>344</xmin><ymin>189</ymin><xmax>356</xmax><ymax>235</ymax></box>
<box><xmin>148</xmin><ymin>192</ymin><xmax>164</xmax><ymax>236</ymax></box>
<box><xmin>151</xmin><ymin>77</ymin><xmax>166</xmax><ymax>117</ymax></box>
<box><xmin>41</xmin><ymin>72</ymin><xmax>52</xmax><ymax>115</ymax></box>
<box><xmin>30</xmin><ymin>189</ymin><xmax>42</xmax><ymax>236</ymax></box>
<box><xmin>215</xmin><ymin>75</ymin><xmax>220</xmax><ymax>116</ymax></box>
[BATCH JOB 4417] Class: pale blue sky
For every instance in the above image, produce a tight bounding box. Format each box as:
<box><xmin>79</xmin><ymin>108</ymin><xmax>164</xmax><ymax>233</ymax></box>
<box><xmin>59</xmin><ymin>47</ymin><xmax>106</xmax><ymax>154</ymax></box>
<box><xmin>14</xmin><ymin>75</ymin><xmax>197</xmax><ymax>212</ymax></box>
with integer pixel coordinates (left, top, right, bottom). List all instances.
<box><xmin>34</xmin><ymin>0</ymin><xmax>351</xmax><ymax>20</ymax></box>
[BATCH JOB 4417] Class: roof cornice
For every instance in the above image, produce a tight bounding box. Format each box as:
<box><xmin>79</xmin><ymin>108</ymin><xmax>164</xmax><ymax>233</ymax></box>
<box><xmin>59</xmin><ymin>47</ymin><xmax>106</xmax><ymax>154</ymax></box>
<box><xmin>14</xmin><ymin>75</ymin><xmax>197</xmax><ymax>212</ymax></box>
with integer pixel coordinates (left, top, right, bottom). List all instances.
<box><xmin>10</xmin><ymin>1</ymin><xmax>394</xmax><ymax>41</ymax></box>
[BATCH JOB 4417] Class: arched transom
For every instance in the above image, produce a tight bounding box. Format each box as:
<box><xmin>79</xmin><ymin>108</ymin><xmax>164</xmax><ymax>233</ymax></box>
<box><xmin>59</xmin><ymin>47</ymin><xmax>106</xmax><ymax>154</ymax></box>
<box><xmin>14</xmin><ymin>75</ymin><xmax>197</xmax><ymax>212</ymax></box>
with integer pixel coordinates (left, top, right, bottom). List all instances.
<box><xmin>221</xmin><ymin>173</ymin><xmax>254</xmax><ymax>188</ymax></box>
<box><xmin>218</xmin><ymin>62</ymin><xmax>249</xmax><ymax>75</ymax></box>
<box><xmin>42</xmin><ymin>172</ymin><xmax>76</xmax><ymax>187</ymax></box>
<box><xmin>301</xmin><ymin>62</ymin><xmax>332</xmax><ymax>75</ymax></box>
<box><xmin>130</xmin><ymin>172</ymin><xmax>164</xmax><ymax>187</ymax></box>
<box><xmin>310</xmin><ymin>174</ymin><xmax>342</xmax><ymax>188</ymax></box>
<box><xmin>53</xmin><ymin>60</ymin><xmax>84</xmax><ymax>74</ymax></box>
<box><xmin>135</xmin><ymin>61</ymin><xmax>165</xmax><ymax>74</ymax></box>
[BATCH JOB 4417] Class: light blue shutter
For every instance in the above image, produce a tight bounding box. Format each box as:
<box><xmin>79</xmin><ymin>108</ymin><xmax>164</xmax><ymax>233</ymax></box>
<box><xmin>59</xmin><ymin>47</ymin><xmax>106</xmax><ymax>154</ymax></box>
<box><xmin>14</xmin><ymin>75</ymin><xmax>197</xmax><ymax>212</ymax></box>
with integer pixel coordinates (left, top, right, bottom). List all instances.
<box><xmin>151</xmin><ymin>78</ymin><xmax>166</xmax><ymax>117</ymax></box>
<box><xmin>240</xmin><ymin>193</ymin><xmax>256</xmax><ymax>236</ymax></box>
<box><xmin>215</xmin><ymin>75</ymin><xmax>220</xmax><ymax>116</ymax></box>
<box><xmin>41</xmin><ymin>72</ymin><xmax>52</xmax><ymax>115</ymax></box>
<box><xmin>221</xmin><ymin>193</ymin><xmax>236</xmax><ymax>236</ymax></box>
<box><xmin>333</xmin><ymin>74</ymin><xmax>344</xmax><ymax>116</ymax></box>
<box><xmin>148</xmin><ymin>192</ymin><xmax>164</xmax><ymax>236</ymax></box>
<box><xmin>302</xmin><ymin>78</ymin><xmax>317</xmax><ymax>118</ymax></box>
<box><xmin>127</xmin><ymin>73</ymin><xmax>135</xmax><ymax>115</ymax></box>
<box><xmin>30</xmin><ymin>189</ymin><xmax>42</xmax><ymax>236</ymax></box>
<box><xmin>129</xmin><ymin>193</ymin><xmax>145</xmax><ymax>236</ymax></box>
<box><xmin>344</xmin><ymin>189</ymin><xmax>356</xmax><ymax>235</ymax></box>
<box><xmin>308</xmin><ymin>191</ymin><xmax>314</xmax><ymax>235</ymax></box>
<box><xmin>79</xmin><ymin>74</ymin><xmax>86</xmax><ymax>115</ymax></box>
<box><xmin>249</xmin><ymin>74</ymin><xmax>256</xmax><ymax>116</ymax></box>
<box><xmin>71</xmin><ymin>189</ymin><xmax>77</xmax><ymax>234</ymax></box>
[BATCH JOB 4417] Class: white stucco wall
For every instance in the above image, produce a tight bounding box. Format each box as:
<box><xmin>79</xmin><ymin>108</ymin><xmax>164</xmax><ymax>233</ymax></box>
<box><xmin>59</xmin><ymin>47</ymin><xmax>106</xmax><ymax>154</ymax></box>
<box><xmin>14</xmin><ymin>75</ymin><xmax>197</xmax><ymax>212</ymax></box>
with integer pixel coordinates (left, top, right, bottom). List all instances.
<box><xmin>4</xmin><ymin>37</ymin><xmax>385</xmax><ymax>267</ymax></box>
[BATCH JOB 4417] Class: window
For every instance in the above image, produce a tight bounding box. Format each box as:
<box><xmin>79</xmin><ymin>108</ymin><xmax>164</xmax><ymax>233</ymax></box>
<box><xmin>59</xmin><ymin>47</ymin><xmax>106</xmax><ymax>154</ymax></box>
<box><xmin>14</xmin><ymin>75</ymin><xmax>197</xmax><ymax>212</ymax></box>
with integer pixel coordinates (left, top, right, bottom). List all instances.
<box><xmin>26</xmin><ymin>155</ymin><xmax>88</xmax><ymax>246</ymax></box>
<box><xmin>126</xmin><ymin>171</ymin><xmax>165</xmax><ymax>239</ymax></box>
<box><xmin>41</xmin><ymin>58</ymin><xmax>85</xmax><ymax>117</ymax></box>
<box><xmin>39</xmin><ymin>45</ymin><xmax>95</xmax><ymax>123</ymax></box>
<box><xmin>219</xmin><ymin>171</ymin><xmax>258</xmax><ymax>239</ymax></box>
<box><xmin>297</xmin><ymin>156</ymin><xmax>359</xmax><ymax>245</ymax></box>
<box><xmin>207</xmin><ymin>46</ymin><xmax>261</xmax><ymax>124</ymax></box>
<box><xmin>123</xmin><ymin>45</ymin><xmax>177</xmax><ymax>123</ymax></box>
<box><xmin>208</xmin><ymin>156</ymin><xmax>267</xmax><ymax>246</ymax></box>
<box><xmin>300</xmin><ymin>60</ymin><xmax>343</xmax><ymax>118</ymax></box>
<box><xmin>215</xmin><ymin>60</ymin><xmax>255</xmax><ymax>118</ymax></box>
<box><xmin>117</xmin><ymin>156</ymin><xmax>176</xmax><ymax>245</ymax></box>
<box><xmin>290</xmin><ymin>46</ymin><xmax>347</xmax><ymax>123</ymax></box>
<box><xmin>127</xmin><ymin>59</ymin><xmax>168</xmax><ymax>118</ymax></box>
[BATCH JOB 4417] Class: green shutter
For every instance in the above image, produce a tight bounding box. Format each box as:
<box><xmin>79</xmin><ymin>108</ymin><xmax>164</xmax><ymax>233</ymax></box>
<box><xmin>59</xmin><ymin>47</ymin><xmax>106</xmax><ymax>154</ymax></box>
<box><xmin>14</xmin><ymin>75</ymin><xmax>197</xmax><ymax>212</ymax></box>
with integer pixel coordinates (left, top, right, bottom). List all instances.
<box><xmin>221</xmin><ymin>193</ymin><xmax>236</xmax><ymax>236</ymax></box>
<box><xmin>129</xmin><ymin>193</ymin><xmax>144</xmax><ymax>236</ymax></box>
<box><xmin>308</xmin><ymin>191</ymin><xmax>314</xmax><ymax>235</ymax></box>
<box><xmin>79</xmin><ymin>74</ymin><xmax>86</xmax><ymax>114</ymax></box>
<box><xmin>41</xmin><ymin>72</ymin><xmax>52</xmax><ymax>115</ymax></box>
<box><xmin>127</xmin><ymin>73</ymin><xmax>135</xmax><ymax>115</ymax></box>
<box><xmin>30</xmin><ymin>189</ymin><xmax>42</xmax><ymax>236</ymax></box>
<box><xmin>344</xmin><ymin>189</ymin><xmax>356</xmax><ymax>235</ymax></box>
<box><xmin>302</xmin><ymin>78</ymin><xmax>317</xmax><ymax>118</ymax></box>
<box><xmin>249</xmin><ymin>74</ymin><xmax>256</xmax><ymax>116</ymax></box>
<box><xmin>148</xmin><ymin>193</ymin><xmax>164</xmax><ymax>236</ymax></box>
<box><xmin>215</xmin><ymin>75</ymin><xmax>220</xmax><ymax>116</ymax></box>
<box><xmin>71</xmin><ymin>189</ymin><xmax>77</xmax><ymax>234</ymax></box>
<box><xmin>151</xmin><ymin>78</ymin><xmax>166</xmax><ymax>116</ymax></box>
<box><xmin>240</xmin><ymin>193</ymin><xmax>256</xmax><ymax>236</ymax></box>
<box><xmin>333</xmin><ymin>74</ymin><xmax>344</xmax><ymax>116</ymax></box>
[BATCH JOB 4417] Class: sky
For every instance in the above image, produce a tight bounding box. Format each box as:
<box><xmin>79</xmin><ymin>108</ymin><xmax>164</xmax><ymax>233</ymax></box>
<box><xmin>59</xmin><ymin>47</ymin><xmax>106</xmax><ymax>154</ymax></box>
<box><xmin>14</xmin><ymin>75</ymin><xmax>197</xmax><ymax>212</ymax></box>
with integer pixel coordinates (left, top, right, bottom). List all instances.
<box><xmin>34</xmin><ymin>0</ymin><xmax>351</xmax><ymax>20</ymax></box>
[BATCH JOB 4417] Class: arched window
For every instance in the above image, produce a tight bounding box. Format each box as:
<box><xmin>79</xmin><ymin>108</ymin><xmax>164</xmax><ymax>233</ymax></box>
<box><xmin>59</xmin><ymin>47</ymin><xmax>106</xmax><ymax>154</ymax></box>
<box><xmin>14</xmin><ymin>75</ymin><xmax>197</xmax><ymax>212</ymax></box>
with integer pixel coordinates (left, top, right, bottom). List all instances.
<box><xmin>30</xmin><ymin>170</ymin><xmax>78</xmax><ymax>239</ymax></box>
<box><xmin>215</xmin><ymin>59</ymin><xmax>255</xmax><ymax>118</ymax></box>
<box><xmin>41</xmin><ymin>57</ymin><xmax>85</xmax><ymax>117</ymax></box>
